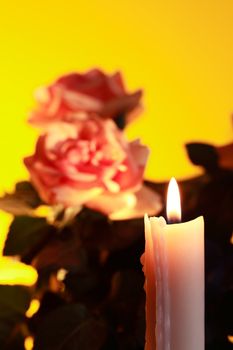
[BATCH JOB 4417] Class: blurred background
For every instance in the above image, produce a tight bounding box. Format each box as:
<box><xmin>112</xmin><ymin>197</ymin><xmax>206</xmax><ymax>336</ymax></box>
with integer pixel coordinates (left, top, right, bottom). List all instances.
<box><xmin>0</xmin><ymin>2</ymin><xmax>232</xmax><ymax>349</ymax></box>
<box><xmin>0</xmin><ymin>0</ymin><xmax>232</xmax><ymax>227</ymax></box>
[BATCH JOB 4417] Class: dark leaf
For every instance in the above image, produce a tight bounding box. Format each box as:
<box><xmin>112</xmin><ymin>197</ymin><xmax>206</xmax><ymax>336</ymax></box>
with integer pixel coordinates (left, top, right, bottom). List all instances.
<box><xmin>0</xmin><ymin>286</ymin><xmax>30</xmax><ymax>345</ymax></box>
<box><xmin>30</xmin><ymin>291</ymin><xmax>66</xmax><ymax>332</ymax></box>
<box><xmin>217</xmin><ymin>142</ymin><xmax>233</xmax><ymax>170</ymax></box>
<box><xmin>76</xmin><ymin>208</ymin><xmax>144</xmax><ymax>251</ymax></box>
<box><xmin>60</xmin><ymin>318</ymin><xmax>107</xmax><ymax>350</ymax></box>
<box><xmin>110</xmin><ymin>270</ymin><xmax>144</xmax><ymax>302</ymax></box>
<box><xmin>0</xmin><ymin>181</ymin><xmax>42</xmax><ymax>216</ymax></box>
<box><xmin>33</xmin><ymin>304</ymin><xmax>107</xmax><ymax>350</ymax></box>
<box><xmin>15</xmin><ymin>182</ymin><xmax>42</xmax><ymax>208</ymax></box>
<box><xmin>105</xmin><ymin>270</ymin><xmax>145</xmax><ymax>349</ymax></box>
<box><xmin>0</xmin><ymin>285</ymin><xmax>30</xmax><ymax>314</ymax></box>
<box><xmin>4</xmin><ymin>332</ymin><xmax>24</xmax><ymax>350</ymax></box>
<box><xmin>33</xmin><ymin>237</ymin><xmax>87</xmax><ymax>272</ymax></box>
<box><xmin>185</xmin><ymin>142</ymin><xmax>219</xmax><ymax>171</ymax></box>
<box><xmin>4</xmin><ymin>216</ymin><xmax>52</xmax><ymax>258</ymax></box>
<box><xmin>64</xmin><ymin>269</ymin><xmax>99</xmax><ymax>303</ymax></box>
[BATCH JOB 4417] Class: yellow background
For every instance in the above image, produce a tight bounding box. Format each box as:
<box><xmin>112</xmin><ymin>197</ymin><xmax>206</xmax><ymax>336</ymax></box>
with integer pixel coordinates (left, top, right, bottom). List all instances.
<box><xmin>0</xmin><ymin>0</ymin><xmax>232</xmax><ymax>197</ymax></box>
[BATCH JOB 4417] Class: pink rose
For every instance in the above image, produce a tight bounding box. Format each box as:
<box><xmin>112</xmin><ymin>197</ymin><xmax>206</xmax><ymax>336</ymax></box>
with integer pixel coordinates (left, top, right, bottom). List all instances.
<box><xmin>29</xmin><ymin>69</ymin><xmax>142</xmax><ymax>127</ymax></box>
<box><xmin>24</xmin><ymin>117</ymin><xmax>149</xmax><ymax>212</ymax></box>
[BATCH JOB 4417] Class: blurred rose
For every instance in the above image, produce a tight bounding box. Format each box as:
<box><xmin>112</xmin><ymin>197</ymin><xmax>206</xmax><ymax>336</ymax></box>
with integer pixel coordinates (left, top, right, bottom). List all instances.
<box><xmin>29</xmin><ymin>69</ymin><xmax>142</xmax><ymax>127</ymax></box>
<box><xmin>86</xmin><ymin>184</ymin><xmax>162</xmax><ymax>220</ymax></box>
<box><xmin>24</xmin><ymin>117</ymin><xmax>149</xmax><ymax>214</ymax></box>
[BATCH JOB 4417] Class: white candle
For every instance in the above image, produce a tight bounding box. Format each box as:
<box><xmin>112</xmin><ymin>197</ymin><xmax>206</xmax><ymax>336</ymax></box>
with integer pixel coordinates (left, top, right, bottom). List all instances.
<box><xmin>143</xmin><ymin>177</ymin><xmax>205</xmax><ymax>350</ymax></box>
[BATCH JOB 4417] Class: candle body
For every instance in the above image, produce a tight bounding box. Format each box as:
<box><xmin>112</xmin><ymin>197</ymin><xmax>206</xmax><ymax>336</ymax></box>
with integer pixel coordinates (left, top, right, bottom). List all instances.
<box><xmin>144</xmin><ymin>216</ymin><xmax>205</xmax><ymax>350</ymax></box>
<box><xmin>144</xmin><ymin>216</ymin><xmax>157</xmax><ymax>350</ymax></box>
<box><xmin>164</xmin><ymin>217</ymin><xmax>204</xmax><ymax>350</ymax></box>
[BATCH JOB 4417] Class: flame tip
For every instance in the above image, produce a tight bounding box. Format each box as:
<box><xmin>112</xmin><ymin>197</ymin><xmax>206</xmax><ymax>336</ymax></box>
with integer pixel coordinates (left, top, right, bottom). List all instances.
<box><xmin>166</xmin><ymin>177</ymin><xmax>181</xmax><ymax>222</ymax></box>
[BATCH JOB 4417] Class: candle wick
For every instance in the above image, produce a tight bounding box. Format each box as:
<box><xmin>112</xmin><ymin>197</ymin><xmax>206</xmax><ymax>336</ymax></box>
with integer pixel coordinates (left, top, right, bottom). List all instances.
<box><xmin>167</xmin><ymin>217</ymin><xmax>181</xmax><ymax>224</ymax></box>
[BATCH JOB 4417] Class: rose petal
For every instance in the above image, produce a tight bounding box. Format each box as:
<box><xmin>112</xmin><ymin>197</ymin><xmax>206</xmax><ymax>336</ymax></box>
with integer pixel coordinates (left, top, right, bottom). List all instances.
<box><xmin>25</xmin><ymin>117</ymin><xmax>149</xmax><ymax>209</ymax></box>
<box><xmin>63</xmin><ymin>90</ymin><xmax>103</xmax><ymax>112</ymax></box>
<box><xmin>29</xmin><ymin>70</ymin><xmax>143</xmax><ymax>126</ymax></box>
<box><xmin>53</xmin><ymin>185</ymin><xmax>103</xmax><ymax>207</ymax></box>
<box><xmin>101</xmin><ymin>90</ymin><xmax>143</xmax><ymax>117</ymax></box>
<box><xmin>129</xmin><ymin>139</ymin><xmax>150</xmax><ymax>167</ymax></box>
<box><xmin>86</xmin><ymin>184</ymin><xmax>163</xmax><ymax>221</ymax></box>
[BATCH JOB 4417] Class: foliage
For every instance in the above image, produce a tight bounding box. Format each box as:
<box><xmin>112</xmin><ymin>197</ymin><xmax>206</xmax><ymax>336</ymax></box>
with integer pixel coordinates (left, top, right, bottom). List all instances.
<box><xmin>0</xmin><ymin>158</ymin><xmax>232</xmax><ymax>349</ymax></box>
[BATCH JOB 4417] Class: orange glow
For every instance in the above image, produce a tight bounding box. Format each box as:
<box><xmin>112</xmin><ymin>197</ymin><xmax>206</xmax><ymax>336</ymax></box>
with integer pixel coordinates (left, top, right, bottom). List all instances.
<box><xmin>166</xmin><ymin>177</ymin><xmax>181</xmax><ymax>222</ymax></box>
<box><xmin>24</xmin><ymin>336</ymin><xmax>34</xmax><ymax>350</ymax></box>
<box><xmin>0</xmin><ymin>257</ymin><xmax>37</xmax><ymax>286</ymax></box>
<box><xmin>56</xmin><ymin>268</ymin><xmax>68</xmax><ymax>281</ymax></box>
<box><xmin>230</xmin><ymin>233</ymin><xmax>233</xmax><ymax>244</ymax></box>
<box><xmin>33</xmin><ymin>205</ymin><xmax>52</xmax><ymax>219</ymax></box>
<box><xmin>228</xmin><ymin>335</ymin><xmax>233</xmax><ymax>343</ymax></box>
<box><xmin>26</xmin><ymin>299</ymin><xmax>40</xmax><ymax>318</ymax></box>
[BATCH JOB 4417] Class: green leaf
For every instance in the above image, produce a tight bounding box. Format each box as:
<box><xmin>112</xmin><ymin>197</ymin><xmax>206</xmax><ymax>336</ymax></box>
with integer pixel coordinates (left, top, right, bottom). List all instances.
<box><xmin>32</xmin><ymin>237</ymin><xmax>87</xmax><ymax>272</ymax></box>
<box><xmin>185</xmin><ymin>142</ymin><xmax>219</xmax><ymax>171</ymax></box>
<box><xmin>0</xmin><ymin>285</ymin><xmax>30</xmax><ymax>314</ymax></box>
<box><xmin>0</xmin><ymin>286</ymin><xmax>30</xmax><ymax>345</ymax></box>
<box><xmin>34</xmin><ymin>304</ymin><xmax>107</xmax><ymax>350</ymax></box>
<box><xmin>4</xmin><ymin>216</ymin><xmax>52</xmax><ymax>258</ymax></box>
<box><xmin>0</xmin><ymin>181</ymin><xmax>42</xmax><ymax>216</ymax></box>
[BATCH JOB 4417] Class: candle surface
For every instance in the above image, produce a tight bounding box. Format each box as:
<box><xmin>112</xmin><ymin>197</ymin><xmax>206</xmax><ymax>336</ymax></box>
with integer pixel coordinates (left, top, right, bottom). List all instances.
<box><xmin>143</xmin><ymin>178</ymin><xmax>205</xmax><ymax>350</ymax></box>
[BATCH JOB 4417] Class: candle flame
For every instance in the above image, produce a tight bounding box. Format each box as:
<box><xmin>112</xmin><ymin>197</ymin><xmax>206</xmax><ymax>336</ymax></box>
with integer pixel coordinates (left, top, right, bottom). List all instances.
<box><xmin>166</xmin><ymin>177</ymin><xmax>181</xmax><ymax>223</ymax></box>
